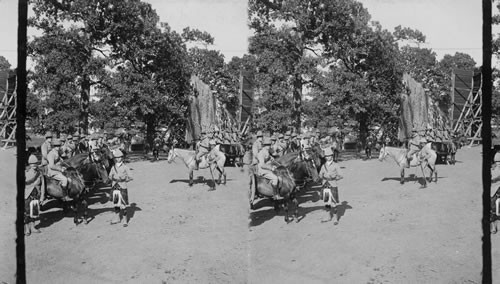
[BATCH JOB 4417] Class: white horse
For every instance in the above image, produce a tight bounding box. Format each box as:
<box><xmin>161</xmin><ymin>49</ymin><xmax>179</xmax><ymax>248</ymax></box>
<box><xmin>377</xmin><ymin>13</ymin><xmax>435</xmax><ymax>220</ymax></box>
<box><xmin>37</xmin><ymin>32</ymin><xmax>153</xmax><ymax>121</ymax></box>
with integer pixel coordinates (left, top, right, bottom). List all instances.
<box><xmin>167</xmin><ymin>147</ymin><xmax>226</xmax><ymax>190</ymax></box>
<box><xmin>378</xmin><ymin>143</ymin><xmax>437</xmax><ymax>188</ymax></box>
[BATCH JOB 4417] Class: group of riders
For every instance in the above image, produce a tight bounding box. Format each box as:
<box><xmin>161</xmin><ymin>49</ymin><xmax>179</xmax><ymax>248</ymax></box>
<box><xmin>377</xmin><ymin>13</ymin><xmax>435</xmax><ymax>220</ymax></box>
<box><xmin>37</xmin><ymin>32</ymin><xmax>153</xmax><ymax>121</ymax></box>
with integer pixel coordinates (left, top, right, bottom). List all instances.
<box><xmin>24</xmin><ymin>130</ymin><xmax>132</xmax><ymax>235</ymax></box>
<box><xmin>249</xmin><ymin>129</ymin><xmax>344</xmax><ymax>201</ymax></box>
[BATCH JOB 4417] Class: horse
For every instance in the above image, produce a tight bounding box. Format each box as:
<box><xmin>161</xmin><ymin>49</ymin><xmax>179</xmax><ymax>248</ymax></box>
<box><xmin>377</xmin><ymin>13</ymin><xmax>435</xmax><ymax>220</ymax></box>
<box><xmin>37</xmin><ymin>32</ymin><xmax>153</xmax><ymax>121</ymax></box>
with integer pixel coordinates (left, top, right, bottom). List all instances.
<box><xmin>63</xmin><ymin>153</ymin><xmax>111</xmax><ymax>223</ymax></box>
<box><xmin>64</xmin><ymin>153</ymin><xmax>110</xmax><ymax>188</ymax></box>
<box><xmin>167</xmin><ymin>147</ymin><xmax>226</xmax><ymax>191</ymax></box>
<box><xmin>378</xmin><ymin>143</ymin><xmax>437</xmax><ymax>188</ymax></box>
<box><xmin>249</xmin><ymin>152</ymin><xmax>320</xmax><ymax>223</ymax></box>
<box><xmin>275</xmin><ymin>151</ymin><xmax>321</xmax><ymax>189</ymax></box>
<box><xmin>248</xmin><ymin>164</ymin><xmax>299</xmax><ymax>223</ymax></box>
<box><xmin>42</xmin><ymin>168</ymin><xmax>87</xmax><ymax>224</ymax></box>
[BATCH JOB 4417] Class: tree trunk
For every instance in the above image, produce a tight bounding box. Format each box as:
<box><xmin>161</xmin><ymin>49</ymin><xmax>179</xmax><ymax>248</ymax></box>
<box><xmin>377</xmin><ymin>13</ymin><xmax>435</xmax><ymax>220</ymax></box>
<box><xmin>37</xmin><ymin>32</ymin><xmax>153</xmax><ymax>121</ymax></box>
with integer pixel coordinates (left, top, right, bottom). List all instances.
<box><xmin>146</xmin><ymin>115</ymin><xmax>156</xmax><ymax>149</ymax></box>
<box><xmin>292</xmin><ymin>73</ymin><xmax>302</xmax><ymax>133</ymax></box>
<box><xmin>80</xmin><ymin>75</ymin><xmax>90</xmax><ymax>134</ymax></box>
<box><xmin>358</xmin><ymin>113</ymin><xmax>369</xmax><ymax>148</ymax></box>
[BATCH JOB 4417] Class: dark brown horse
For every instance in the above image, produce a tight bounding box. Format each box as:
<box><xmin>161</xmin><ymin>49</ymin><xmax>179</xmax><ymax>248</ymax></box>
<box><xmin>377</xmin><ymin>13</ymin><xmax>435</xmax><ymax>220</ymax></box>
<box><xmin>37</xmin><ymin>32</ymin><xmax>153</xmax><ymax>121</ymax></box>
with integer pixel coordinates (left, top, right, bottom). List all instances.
<box><xmin>63</xmin><ymin>153</ymin><xmax>110</xmax><ymax>224</ymax></box>
<box><xmin>43</xmin><ymin>168</ymin><xmax>86</xmax><ymax>224</ymax></box>
<box><xmin>249</xmin><ymin>152</ymin><xmax>320</xmax><ymax>223</ymax></box>
<box><xmin>276</xmin><ymin>151</ymin><xmax>321</xmax><ymax>189</ymax></box>
<box><xmin>249</xmin><ymin>164</ymin><xmax>298</xmax><ymax>223</ymax></box>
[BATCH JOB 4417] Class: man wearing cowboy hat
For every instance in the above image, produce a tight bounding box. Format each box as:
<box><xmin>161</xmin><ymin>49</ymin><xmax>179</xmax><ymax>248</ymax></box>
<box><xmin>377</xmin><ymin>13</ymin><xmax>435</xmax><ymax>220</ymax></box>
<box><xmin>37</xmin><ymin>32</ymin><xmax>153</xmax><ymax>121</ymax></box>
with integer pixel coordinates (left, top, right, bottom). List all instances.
<box><xmin>88</xmin><ymin>133</ymin><xmax>99</xmax><ymax>152</ymax></box>
<box><xmin>319</xmin><ymin>147</ymin><xmax>343</xmax><ymax>225</ymax></box>
<box><xmin>289</xmin><ymin>132</ymin><xmax>300</xmax><ymax>152</ymax></box>
<box><xmin>64</xmin><ymin>134</ymin><xmax>75</xmax><ymax>158</ymax></box>
<box><xmin>109</xmin><ymin>149</ymin><xmax>133</xmax><ymax>226</ymax></box>
<box><xmin>273</xmin><ymin>133</ymin><xmax>286</xmax><ymax>158</ymax></box>
<box><xmin>78</xmin><ymin>133</ymin><xmax>88</xmax><ymax>154</ymax></box>
<box><xmin>47</xmin><ymin>139</ymin><xmax>71</xmax><ymax>200</ymax></box>
<box><xmin>252</xmin><ymin>130</ymin><xmax>264</xmax><ymax>166</ymax></box>
<box><xmin>195</xmin><ymin>130</ymin><xmax>211</xmax><ymax>170</ymax></box>
<box><xmin>25</xmin><ymin>154</ymin><xmax>43</xmax><ymax>235</ymax></box>
<box><xmin>59</xmin><ymin>134</ymin><xmax>69</xmax><ymax>160</ymax></box>
<box><xmin>407</xmin><ymin>129</ymin><xmax>427</xmax><ymax>165</ymax></box>
<box><xmin>257</xmin><ymin>136</ymin><xmax>281</xmax><ymax>200</ymax></box>
<box><xmin>40</xmin><ymin>131</ymin><xmax>53</xmax><ymax>168</ymax></box>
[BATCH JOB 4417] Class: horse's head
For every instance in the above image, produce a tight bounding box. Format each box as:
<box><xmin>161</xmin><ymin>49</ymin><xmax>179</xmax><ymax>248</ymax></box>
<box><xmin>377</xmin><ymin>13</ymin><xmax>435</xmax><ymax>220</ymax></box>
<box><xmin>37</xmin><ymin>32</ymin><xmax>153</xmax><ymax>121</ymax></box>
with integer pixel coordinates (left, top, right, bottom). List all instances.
<box><xmin>167</xmin><ymin>148</ymin><xmax>176</xmax><ymax>163</ymax></box>
<box><xmin>304</xmin><ymin>158</ymin><xmax>320</xmax><ymax>183</ymax></box>
<box><xmin>378</xmin><ymin>146</ymin><xmax>387</xmax><ymax>161</ymax></box>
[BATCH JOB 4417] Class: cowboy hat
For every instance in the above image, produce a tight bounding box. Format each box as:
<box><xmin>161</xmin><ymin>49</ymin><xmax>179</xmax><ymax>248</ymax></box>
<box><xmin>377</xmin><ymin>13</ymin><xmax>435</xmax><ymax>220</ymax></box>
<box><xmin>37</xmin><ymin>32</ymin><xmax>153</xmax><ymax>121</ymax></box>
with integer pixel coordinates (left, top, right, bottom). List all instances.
<box><xmin>112</xmin><ymin>149</ymin><xmax>124</xmax><ymax>158</ymax></box>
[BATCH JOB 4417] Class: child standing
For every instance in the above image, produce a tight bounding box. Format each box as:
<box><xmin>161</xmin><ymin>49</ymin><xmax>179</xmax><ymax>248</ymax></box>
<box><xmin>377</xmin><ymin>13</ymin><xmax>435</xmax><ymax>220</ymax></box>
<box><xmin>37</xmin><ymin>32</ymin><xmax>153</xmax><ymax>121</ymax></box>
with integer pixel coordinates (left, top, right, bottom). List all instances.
<box><xmin>319</xmin><ymin>148</ymin><xmax>343</xmax><ymax>225</ymax></box>
<box><xmin>109</xmin><ymin>149</ymin><xmax>133</xmax><ymax>227</ymax></box>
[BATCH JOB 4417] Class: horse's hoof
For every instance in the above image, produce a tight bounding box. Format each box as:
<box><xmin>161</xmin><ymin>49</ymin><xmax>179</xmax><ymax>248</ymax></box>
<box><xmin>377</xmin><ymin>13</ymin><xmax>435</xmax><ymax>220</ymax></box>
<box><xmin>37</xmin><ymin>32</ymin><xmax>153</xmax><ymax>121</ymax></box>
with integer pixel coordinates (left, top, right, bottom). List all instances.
<box><xmin>208</xmin><ymin>187</ymin><xmax>216</xmax><ymax>191</ymax></box>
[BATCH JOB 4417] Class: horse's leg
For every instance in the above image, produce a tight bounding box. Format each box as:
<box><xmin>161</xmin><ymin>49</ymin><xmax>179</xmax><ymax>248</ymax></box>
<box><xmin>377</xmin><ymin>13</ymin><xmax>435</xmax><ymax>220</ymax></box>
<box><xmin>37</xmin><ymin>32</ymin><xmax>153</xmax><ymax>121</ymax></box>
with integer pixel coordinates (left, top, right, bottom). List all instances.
<box><xmin>420</xmin><ymin>163</ymin><xmax>427</xmax><ymax>188</ymax></box>
<box><xmin>427</xmin><ymin>163</ymin><xmax>437</xmax><ymax>183</ymax></box>
<box><xmin>400</xmin><ymin>167</ymin><xmax>405</xmax><ymax>184</ymax></box>
<box><xmin>284</xmin><ymin>198</ymin><xmax>290</xmax><ymax>223</ymax></box>
<box><xmin>82</xmin><ymin>190</ymin><xmax>89</xmax><ymax>224</ymax></box>
<box><xmin>293</xmin><ymin>194</ymin><xmax>299</xmax><ymax>223</ymax></box>
<box><xmin>73</xmin><ymin>199</ymin><xmax>80</xmax><ymax>225</ymax></box>
<box><xmin>249</xmin><ymin>176</ymin><xmax>256</xmax><ymax>210</ymax></box>
<box><xmin>208</xmin><ymin>165</ymin><xmax>216</xmax><ymax>191</ymax></box>
<box><xmin>189</xmin><ymin>169</ymin><xmax>194</xmax><ymax>187</ymax></box>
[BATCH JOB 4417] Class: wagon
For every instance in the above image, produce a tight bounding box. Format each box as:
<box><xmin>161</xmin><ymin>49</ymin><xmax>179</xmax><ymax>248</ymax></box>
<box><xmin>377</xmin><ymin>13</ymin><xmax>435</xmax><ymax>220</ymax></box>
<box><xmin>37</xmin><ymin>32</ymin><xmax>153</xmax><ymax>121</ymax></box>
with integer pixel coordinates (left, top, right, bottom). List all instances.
<box><xmin>432</xmin><ymin>142</ymin><xmax>452</xmax><ymax>165</ymax></box>
<box><xmin>219</xmin><ymin>143</ymin><xmax>244</xmax><ymax>167</ymax></box>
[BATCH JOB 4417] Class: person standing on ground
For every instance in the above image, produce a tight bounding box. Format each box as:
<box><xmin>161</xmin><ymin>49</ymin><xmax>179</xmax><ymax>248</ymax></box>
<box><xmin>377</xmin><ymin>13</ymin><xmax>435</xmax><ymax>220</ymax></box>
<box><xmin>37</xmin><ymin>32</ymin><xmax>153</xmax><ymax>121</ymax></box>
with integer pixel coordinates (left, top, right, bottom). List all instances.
<box><xmin>109</xmin><ymin>149</ymin><xmax>133</xmax><ymax>227</ymax></box>
<box><xmin>319</xmin><ymin>147</ymin><xmax>343</xmax><ymax>225</ymax></box>
<box><xmin>25</xmin><ymin>154</ymin><xmax>43</xmax><ymax>235</ymax></box>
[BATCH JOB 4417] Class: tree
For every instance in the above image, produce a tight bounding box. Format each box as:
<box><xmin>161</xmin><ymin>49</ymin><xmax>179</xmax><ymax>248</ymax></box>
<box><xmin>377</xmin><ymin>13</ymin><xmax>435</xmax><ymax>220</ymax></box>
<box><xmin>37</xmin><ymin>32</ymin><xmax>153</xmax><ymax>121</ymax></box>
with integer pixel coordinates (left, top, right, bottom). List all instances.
<box><xmin>29</xmin><ymin>0</ymin><xmax>164</xmax><ymax>134</ymax></box>
<box><xmin>95</xmin><ymin>22</ymin><xmax>191</xmax><ymax>146</ymax></box>
<box><xmin>440</xmin><ymin>52</ymin><xmax>476</xmax><ymax>71</ymax></box>
<box><xmin>248</xmin><ymin>0</ymin><xmax>403</xmax><ymax>143</ymax></box>
<box><xmin>0</xmin><ymin>55</ymin><xmax>10</xmax><ymax>72</ymax></box>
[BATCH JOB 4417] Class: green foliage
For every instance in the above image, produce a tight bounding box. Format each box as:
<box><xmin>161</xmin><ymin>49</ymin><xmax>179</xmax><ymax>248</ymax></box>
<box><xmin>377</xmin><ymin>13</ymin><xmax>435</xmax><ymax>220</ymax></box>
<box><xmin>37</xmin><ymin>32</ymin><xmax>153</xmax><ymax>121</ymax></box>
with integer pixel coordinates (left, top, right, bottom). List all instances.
<box><xmin>28</xmin><ymin>0</ymin><xmax>192</xmax><ymax>145</ymax></box>
<box><xmin>393</xmin><ymin>25</ymin><xmax>426</xmax><ymax>43</ymax></box>
<box><xmin>0</xmin><ymin>55</ymin><xmax>11</xmax><ymax>71</ymax></box>
<box><xmin>248</xmin><ymin>0</ymin><xmax>403</xmax><ymax>143</ymax></box>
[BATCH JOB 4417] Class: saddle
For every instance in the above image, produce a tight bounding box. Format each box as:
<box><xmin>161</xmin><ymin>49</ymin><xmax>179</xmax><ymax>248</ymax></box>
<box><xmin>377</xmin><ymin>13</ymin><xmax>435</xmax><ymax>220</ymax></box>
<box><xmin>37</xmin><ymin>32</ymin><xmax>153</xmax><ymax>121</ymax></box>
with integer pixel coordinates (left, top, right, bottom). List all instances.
<box><xmin>43</xmin><ymin>174</ymin><xmax>73</xmax><ymax>201</ymax></box>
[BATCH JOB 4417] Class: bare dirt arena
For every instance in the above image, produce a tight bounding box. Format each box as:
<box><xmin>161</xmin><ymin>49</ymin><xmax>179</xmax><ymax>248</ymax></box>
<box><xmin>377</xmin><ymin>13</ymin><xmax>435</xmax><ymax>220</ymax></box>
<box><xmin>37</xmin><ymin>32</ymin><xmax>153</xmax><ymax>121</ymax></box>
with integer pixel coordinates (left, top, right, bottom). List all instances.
<box><xmin>1</xmin><ymin>146</ymin><xmax>499</xmax><ymax>283</ymax></box>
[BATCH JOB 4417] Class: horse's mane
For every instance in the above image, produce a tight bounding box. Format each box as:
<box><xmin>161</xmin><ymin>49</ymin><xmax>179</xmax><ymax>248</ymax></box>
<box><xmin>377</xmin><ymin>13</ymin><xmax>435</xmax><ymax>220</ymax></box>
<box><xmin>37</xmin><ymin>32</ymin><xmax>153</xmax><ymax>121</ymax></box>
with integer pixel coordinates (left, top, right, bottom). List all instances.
<box><xmin>65</xmin><ymin>153</ymin><xmax>89</xmax><ymax>167</ymax></box>
<box><xmin>276</xmin><ymin>152</ymin><xmax>299</xmax><ymax>166</ymax></box>
<box><xmin>174</xmin><ymin>148</ymin><xmax>195</xmax><ymax>155</ymax></box>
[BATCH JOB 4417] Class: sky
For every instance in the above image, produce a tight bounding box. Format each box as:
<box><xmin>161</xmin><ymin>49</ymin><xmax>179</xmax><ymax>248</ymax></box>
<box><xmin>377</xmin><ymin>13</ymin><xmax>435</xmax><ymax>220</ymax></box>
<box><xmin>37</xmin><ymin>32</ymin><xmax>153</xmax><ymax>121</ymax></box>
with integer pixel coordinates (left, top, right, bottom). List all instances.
<box><xmin>0</xmin><ymin>0</ymin><xmax>486</xmax><ymax>68</ymax></box>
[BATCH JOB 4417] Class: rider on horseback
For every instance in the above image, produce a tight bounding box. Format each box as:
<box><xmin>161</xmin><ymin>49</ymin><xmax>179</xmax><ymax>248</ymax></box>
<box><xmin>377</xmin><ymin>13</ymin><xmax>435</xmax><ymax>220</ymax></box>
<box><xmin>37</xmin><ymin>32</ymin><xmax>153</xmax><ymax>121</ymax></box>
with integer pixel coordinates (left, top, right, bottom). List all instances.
<box><xmin>251</xmin><ymin>130</ymin><xmax>264</xmax><ymax>166</ymax></box>
<box><xmin>257</xmin><ymin>137</ymin><xmax>281</xmax><ymax>200</ymax></box>
<box><xmin>47</xmin><ymin>139</ymin><xmax>72</xmax><ymax>201</ymax></box>
<box><xmin>406</xmin><ymin>130</ymin><xmax>427</xmax><ymax>166</ymax></box>
<box><xmin>40</xmin><ymin>131</ymin><xmax>52</xmax><ymax>169</ymax></box>
<box><xmin>195</xmin><ymin>130</ymin><xmax>210</xmax><ymax>170</ymax></box>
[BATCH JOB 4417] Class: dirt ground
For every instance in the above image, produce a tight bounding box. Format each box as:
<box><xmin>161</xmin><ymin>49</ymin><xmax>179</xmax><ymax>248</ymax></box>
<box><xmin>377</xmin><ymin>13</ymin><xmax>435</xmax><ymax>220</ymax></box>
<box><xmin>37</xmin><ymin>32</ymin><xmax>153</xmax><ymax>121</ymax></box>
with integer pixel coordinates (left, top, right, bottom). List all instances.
<box><xmin>0</xmin><ymin>145</ymin><xmax>499</xmax><ymax>283</ymax></box>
